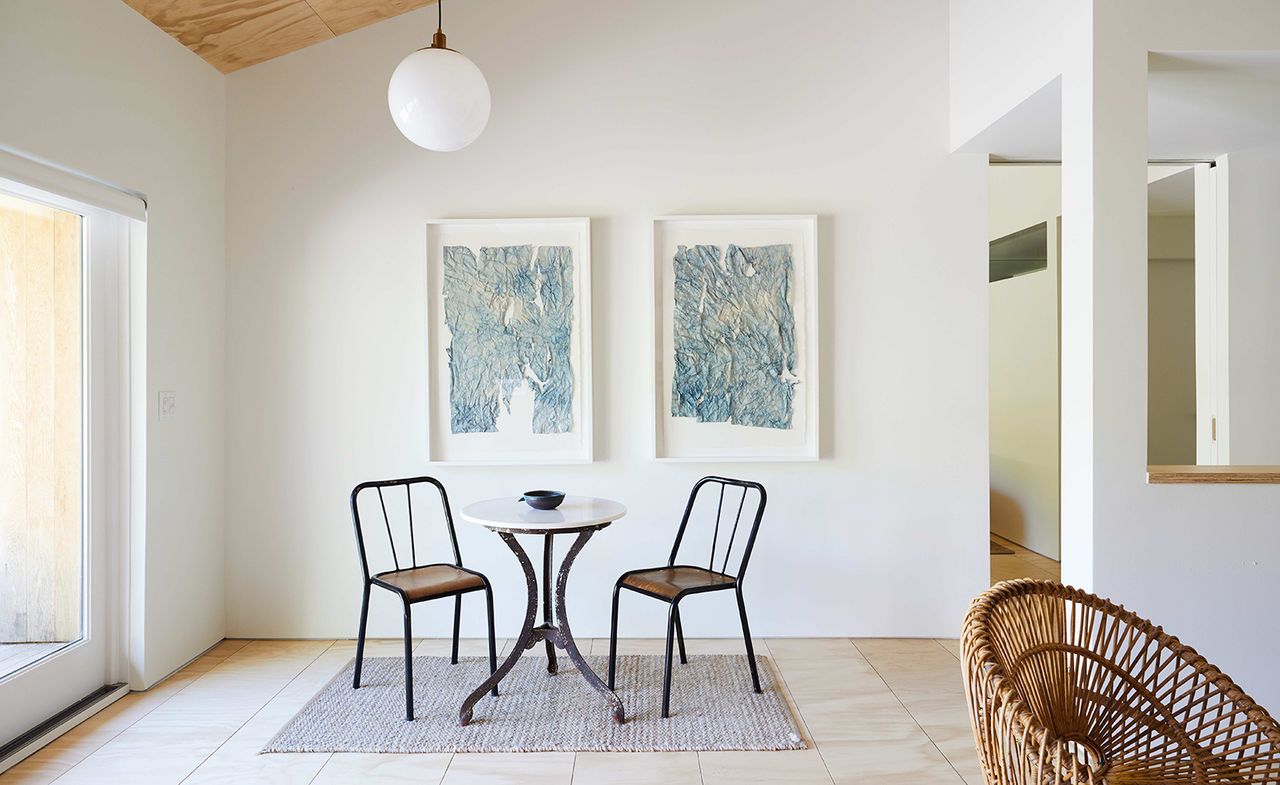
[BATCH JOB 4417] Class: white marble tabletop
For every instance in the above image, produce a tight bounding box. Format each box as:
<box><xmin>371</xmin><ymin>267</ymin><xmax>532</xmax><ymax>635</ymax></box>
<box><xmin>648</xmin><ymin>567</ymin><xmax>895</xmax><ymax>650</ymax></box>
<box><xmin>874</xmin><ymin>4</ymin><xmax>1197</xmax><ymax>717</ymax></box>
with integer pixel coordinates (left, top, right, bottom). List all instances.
<box><xmin>460</xmin><ymin>496</ymin><xmax>627</xmax><ymax>534</ymax></box>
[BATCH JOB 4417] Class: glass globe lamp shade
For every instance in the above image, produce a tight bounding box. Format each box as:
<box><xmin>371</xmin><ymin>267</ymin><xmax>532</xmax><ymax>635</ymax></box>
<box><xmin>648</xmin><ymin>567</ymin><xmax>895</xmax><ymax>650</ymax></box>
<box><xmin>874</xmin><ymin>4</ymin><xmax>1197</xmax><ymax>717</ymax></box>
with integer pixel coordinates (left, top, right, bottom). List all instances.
<box><xmin>388</xmin><ymin>47</ymin><xmax>491</xmax><ymax>152</ymax></box>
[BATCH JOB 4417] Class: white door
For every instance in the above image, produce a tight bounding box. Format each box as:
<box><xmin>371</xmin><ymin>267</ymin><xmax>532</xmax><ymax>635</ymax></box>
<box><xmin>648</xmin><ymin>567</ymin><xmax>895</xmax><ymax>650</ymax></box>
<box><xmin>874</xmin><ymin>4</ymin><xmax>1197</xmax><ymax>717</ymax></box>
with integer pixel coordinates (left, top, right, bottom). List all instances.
<box><xmin>1192</xmin><ymin>161</ymin><xmax>1229</xmax><ymax>464</ymax></box>
<box><xmin>0</xmin><ymin>178</ymin><xmax>130</xmax><ymax>748</ymax></box>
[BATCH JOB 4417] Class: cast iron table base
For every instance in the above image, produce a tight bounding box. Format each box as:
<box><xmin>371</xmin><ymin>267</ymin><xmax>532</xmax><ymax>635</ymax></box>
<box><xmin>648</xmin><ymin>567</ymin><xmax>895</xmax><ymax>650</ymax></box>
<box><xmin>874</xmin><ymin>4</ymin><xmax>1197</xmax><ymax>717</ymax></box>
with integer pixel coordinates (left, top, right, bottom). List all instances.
<box><xmin>459</xmin><ymin>525</ymin><xmax>625</xmax><ymax>726</ymax></box>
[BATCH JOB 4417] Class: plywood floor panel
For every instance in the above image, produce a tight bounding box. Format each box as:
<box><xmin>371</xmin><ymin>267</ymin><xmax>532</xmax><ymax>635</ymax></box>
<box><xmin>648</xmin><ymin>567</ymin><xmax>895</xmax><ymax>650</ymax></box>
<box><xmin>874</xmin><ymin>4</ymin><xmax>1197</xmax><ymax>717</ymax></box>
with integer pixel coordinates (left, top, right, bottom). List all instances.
<box><xmin>0</xmin><ymin>638</ymin><xmax>977</xmax><ymax>784</ymax></box>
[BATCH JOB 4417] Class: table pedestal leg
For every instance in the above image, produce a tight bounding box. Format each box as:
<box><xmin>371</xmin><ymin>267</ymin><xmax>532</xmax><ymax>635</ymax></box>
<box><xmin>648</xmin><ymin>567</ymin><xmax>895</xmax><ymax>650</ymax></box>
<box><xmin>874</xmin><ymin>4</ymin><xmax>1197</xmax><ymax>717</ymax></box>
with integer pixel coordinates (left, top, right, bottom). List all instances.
<box><xmin>542</xmin><ymin>533</ymin><xmax>558</xmax><ymax>675</ymax></box>
<box><xmin>554</xmin><ymin>529</ymin><xmax>626</xmax><ymax>723</ymax></box>
<box><xmin>459</xmin><ymin>532</ymin><xmax>537</xmax><ymax>726</ymax></box>
<box><xmin>458</xmin><ymin>528</ymin><xmax>625</xmax><ymax>726</ymax></box>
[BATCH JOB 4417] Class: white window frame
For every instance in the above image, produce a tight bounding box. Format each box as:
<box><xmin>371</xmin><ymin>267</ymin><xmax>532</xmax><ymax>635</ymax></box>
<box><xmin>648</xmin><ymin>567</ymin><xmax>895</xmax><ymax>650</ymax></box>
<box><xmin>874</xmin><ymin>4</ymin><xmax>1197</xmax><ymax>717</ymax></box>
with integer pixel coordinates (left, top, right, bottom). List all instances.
<box><xmin>0</xmin><ymin>174</ymin><xmax>136</xmax><ymax>761</ymax></box>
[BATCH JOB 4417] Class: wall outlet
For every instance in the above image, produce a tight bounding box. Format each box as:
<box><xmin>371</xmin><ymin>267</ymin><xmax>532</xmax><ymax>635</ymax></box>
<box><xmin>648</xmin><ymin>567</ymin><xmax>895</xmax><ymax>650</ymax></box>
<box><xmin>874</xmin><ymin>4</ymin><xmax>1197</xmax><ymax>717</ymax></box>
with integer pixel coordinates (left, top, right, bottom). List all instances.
<box><xmin>158</xmin><ymin>390</ymin><xmax>177</xmax><ymax>421</ymax></box>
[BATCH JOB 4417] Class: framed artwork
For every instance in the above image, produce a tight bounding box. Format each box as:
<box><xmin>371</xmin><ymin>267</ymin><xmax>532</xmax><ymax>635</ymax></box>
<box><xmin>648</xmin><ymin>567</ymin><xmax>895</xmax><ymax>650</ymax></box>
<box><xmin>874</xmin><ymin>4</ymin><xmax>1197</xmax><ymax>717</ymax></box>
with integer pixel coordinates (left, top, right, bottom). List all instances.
<box><xmin>426</xmin><ymin>218</ymin><xmax>592</xmax><ymax>463</ymax></box>
<box><xmin>652</xmin><ymin>215</ymin><xmax>819</xmax><ymax>461</ymax></box>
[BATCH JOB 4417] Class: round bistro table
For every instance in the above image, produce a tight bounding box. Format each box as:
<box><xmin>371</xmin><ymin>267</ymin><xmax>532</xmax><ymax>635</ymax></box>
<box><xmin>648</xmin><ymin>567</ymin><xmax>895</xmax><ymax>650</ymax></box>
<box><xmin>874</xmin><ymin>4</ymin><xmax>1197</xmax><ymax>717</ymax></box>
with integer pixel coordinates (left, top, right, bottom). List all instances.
<box><xmin>457</xmin><ymin>496</ymin><xmax>627</xmax><ymax>726</ymax></box>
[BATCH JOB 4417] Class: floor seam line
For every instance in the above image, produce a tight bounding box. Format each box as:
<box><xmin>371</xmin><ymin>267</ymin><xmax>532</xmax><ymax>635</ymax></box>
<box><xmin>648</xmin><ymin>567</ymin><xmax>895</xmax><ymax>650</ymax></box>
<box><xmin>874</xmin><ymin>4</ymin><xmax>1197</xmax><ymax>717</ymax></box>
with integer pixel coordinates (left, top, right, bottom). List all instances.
<box><xmin>35</xmin><ymin>725</ymin><xmax>126</xmax><ymax>784</ymax></box>
<box><xmin>761</xmin><ymin>639</ymin><xmax>837</xmax><ymax>785</ymax></box>
<box><xmin>303</xmin><ymin>752</ymin><xmax>333</xmax><ymax>784</ymax></box>
<box><xmin>176</xmin><ymin>640</ymin><xmax>336</xmax><ymax>783</ymax></box>
<box><xmin>45</xmin><ymin>646</ymin><xmax>246</xmax><ymax>783</ymax></box>
<box><xmin>850</xmin><ymin>639</ymin><xmax>968</xmax><ymax>783</ymax></box>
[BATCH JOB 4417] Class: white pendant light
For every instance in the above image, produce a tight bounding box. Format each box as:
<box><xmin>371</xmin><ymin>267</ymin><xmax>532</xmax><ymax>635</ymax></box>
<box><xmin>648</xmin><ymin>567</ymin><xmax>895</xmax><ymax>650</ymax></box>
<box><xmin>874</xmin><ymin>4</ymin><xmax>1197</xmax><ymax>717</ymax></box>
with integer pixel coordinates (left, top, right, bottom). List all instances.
<box><xmin>387</xmin><ymin>1</ymin><xmax>490</xmax><ymax>152</ymax></box>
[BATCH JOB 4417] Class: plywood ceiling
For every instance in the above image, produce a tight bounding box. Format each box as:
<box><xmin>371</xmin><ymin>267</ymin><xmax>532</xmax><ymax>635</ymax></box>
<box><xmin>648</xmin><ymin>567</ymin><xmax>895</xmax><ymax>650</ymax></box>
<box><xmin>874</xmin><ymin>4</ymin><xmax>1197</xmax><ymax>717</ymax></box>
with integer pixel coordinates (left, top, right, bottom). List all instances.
<box><xmin>122</xmin><ymin>0</ymin><xmax>435</xmax><ymax>73</ymax></box>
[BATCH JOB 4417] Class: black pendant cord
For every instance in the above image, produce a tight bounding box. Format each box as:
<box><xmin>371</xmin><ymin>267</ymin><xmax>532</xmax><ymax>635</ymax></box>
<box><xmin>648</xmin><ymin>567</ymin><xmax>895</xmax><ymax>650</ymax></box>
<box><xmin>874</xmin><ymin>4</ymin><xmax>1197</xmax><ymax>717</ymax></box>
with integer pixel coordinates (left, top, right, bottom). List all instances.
<box><xmin>431</xmin><ymin>0</ymin><xmax>448</xmax><ymax>49</ymax></box>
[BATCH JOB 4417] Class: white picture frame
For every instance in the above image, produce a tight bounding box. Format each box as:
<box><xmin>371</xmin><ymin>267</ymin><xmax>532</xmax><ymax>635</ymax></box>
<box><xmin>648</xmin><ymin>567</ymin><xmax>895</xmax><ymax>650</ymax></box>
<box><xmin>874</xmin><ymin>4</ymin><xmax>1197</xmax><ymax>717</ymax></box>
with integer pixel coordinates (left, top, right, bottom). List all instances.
<box><xmin>652</xmin><ymin>215</ymin><xmax>819</xmax><ymax>461</ymax></box>
<box><xmin>426</xmin><ymin>218</ymin><xmax>592</xmax><ymax>464</ymax></box>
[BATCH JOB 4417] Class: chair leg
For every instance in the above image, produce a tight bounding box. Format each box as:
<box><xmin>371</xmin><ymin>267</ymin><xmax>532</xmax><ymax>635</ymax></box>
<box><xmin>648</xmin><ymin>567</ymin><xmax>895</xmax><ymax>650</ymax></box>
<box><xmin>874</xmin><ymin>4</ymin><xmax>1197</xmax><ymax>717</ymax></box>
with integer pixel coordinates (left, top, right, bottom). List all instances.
<box><xmin>353</xmin><ymin>583</ymin><xmax>370</xmax><ymax>689</ymax></box>
<box><xmin>673</xmin><ymin>605</ymin><xmax>688</xmax><ymax>665</ymax></box>
<box><xmin>607</xmin><ymin>583</ymin><xmax>622</xmax><ymax>690</ymax></box>
<box><xmin>662</xmin><ymin>602</ymin><xmax>677</xmax><ymax>718</ymax></box>
<box><xmin>451</xmin><ymin>594</ymin><xmax>462</xmax><ymax>665</ymax></box>
<box><xmin>484</xmin><ymin>586</ymin><xmax>499</xmax><ymax>697</ymax></box>
<box><xmin>735</xmin><ymin>588</ymin><xmax>761</xmax><ymax>693</ymax></box>
<box><xmin>403</xmin><ymin>602</ymin><xmax>414</xmax><ymax>721</ymax></box>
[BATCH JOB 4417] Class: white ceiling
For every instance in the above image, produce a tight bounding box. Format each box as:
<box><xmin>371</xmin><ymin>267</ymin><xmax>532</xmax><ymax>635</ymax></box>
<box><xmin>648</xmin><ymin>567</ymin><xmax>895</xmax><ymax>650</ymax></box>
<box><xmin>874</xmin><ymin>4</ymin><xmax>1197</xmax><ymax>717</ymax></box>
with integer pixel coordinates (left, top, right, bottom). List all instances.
<box><xmin>1149</xmin><ymin>51</ymin><xmax>1280</xmax><ymax>159</ymax></box>
<box><xmin>962</xmin><ymin>51</ymin><xmax>1280</xmax><ymax>161</ymax></box>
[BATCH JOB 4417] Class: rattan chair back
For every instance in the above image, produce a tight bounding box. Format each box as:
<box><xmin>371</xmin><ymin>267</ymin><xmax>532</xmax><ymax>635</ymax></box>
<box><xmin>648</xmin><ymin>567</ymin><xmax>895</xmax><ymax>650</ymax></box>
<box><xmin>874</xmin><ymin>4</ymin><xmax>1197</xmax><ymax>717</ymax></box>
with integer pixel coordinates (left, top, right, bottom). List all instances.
<box><xmin>962</xmin><ymin>579</ymin><xmax>1280</xmax><ymax>784</ymax></box>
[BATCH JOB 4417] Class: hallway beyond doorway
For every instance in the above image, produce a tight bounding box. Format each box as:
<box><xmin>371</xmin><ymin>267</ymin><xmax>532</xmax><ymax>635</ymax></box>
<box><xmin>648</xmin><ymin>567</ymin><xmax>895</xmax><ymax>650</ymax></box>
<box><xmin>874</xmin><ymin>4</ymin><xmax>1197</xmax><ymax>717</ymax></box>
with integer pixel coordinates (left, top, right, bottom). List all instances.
<box><xmin>991</xmin><ymin>534</ymin><xmax>1060</xmax><ymax>586</ymax></box>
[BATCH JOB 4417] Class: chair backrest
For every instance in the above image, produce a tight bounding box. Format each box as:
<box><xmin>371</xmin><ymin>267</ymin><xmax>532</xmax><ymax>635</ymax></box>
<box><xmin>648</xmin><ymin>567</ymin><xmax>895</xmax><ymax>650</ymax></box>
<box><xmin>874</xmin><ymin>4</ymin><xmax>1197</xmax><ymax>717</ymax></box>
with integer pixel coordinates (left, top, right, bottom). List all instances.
<box><xmin>962</xmin><ymin>579</ymin><xmax>1280</xmax><ymax>784</ymax></box>
<box><xmin>350</xmin><ymin>476</ymin><xmax>463</xmax><ymax>582</ymax></box>
<box><xmin>666</xmin><ymin>476</ymin><xmax>767</xmax><ymax>582</ymax></box>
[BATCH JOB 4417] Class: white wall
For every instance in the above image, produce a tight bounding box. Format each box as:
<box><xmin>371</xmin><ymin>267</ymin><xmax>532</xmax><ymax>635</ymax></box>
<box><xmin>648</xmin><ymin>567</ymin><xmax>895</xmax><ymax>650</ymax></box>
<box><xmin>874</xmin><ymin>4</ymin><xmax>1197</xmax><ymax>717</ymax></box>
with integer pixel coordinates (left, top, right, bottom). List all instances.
<box><xmin>953</xmin><ymin>0</ymin><xmax>1280</xmax><ymax>711</ymax></box>
<box><xmin>1148</xmin><ymin>213</ymin><xmax>1195</xmax><ymax>261</ymax></box>
<box><xmin>1086</xmin><ymin>1</ymin><xmax>1280</xmax><ymax>712</ymax></box>
<box><xmin>1224</xmin><ymin>142</ymin><xmax>1280</xmax><ymax>464</ymax></box>
<box><xmin>949</xmin><ymin>0</ymin><xmax>1068</xmax><ymax>151</ymax></box>
<box><xmin>1147</xmin><ymin>215</ymin><xmax>1195</xmax><ymax>465</ymax></box>
<box><xmin>0</xmin><ymin>1</ymin><xmax>226</xmax><ymax>686</ymax></box>
<box><xmin>224</xmin><ymin>0</ymin><xmax>989</xmax><ymax>641</ymax></box>
<box><xmin>988</xmin><ymin>167</ymin><xmax>1060</xmax><ymax>559</ymax></box>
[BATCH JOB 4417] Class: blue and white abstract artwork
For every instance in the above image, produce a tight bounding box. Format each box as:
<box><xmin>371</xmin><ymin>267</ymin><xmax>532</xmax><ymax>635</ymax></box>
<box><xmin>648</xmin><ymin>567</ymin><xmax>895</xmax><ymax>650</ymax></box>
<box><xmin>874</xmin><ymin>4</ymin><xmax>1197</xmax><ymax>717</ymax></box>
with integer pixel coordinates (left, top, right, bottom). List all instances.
<box><xmin>442</xmin><ymin>244</ymin><xmax>575</xmax><ymax>435</ymax></box>
<box><xmin>670</xmin><ymin>243</ymin><xmax>799</xmax><ymax>430</ymax></box>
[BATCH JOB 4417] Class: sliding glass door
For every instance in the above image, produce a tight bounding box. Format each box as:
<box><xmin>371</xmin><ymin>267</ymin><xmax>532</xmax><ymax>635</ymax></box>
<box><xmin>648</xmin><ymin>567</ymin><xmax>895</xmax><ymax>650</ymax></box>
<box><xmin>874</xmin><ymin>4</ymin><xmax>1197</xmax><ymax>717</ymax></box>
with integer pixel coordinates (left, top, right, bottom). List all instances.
<box><xmin>0</xmin><ymin>180</ymin><xmax>129</xmax><ymax>748</ymax></box>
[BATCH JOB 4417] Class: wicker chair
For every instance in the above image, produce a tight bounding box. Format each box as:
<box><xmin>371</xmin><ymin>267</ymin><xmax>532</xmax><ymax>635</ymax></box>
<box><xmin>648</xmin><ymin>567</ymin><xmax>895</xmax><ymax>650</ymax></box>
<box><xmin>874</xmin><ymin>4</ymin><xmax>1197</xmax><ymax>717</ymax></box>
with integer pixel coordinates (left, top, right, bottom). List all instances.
<box><xmin>962</xmin><ymin>579</ymin><xmax>1280</xmax><ymax>784</ymax></box>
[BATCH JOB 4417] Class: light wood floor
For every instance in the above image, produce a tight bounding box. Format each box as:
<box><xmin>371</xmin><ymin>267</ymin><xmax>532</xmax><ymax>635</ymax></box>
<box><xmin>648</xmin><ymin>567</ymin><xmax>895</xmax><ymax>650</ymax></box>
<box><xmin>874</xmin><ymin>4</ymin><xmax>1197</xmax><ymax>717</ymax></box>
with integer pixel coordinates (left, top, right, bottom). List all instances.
<box><xmin>1</xmin><ymin>637</ymin><xmax>981</xmax><ymax>784</ymax></box>
<box><xmin>991</xmin><ymin>534</ymin><xmax>1060</xmax><ymax>585</ymax></box>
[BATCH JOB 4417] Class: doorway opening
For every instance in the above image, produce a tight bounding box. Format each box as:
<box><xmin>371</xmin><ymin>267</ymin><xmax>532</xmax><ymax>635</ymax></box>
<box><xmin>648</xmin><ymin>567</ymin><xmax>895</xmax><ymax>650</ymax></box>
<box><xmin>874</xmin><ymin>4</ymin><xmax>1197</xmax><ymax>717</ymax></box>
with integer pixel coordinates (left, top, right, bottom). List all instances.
<box><xmin>986</xmin><ymin>160</ymin><xmax>1210</xmax><ymax>585</ymax></box>
<box><xmin>988</xmin><ymin>164</ymin><xmax>1062</xmax><ymax>585</ymax></box>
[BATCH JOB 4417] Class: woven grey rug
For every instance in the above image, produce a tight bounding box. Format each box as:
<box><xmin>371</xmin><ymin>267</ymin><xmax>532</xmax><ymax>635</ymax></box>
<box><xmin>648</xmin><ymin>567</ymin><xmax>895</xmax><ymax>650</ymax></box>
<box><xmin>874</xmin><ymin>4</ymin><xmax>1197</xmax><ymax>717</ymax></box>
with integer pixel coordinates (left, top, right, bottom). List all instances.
<box><xmin>264</xmin><ymin>654</ymin><xmax>805</xmax><ymax>753</ymax></box>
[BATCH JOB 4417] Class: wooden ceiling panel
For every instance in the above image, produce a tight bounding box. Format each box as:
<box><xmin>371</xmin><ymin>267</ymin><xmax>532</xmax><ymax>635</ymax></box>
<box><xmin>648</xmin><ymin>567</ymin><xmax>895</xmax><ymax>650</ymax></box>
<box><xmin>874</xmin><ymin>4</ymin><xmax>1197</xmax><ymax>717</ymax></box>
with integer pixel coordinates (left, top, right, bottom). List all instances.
<box><xmin>306</xmin><ymin>0</ymin><xmax>434</xmax><ymax>37</ymax></box>
<box><xmin>122</xmin><ymin>0</ymin><xmax>437</xmax><ymax>73</ymax></box>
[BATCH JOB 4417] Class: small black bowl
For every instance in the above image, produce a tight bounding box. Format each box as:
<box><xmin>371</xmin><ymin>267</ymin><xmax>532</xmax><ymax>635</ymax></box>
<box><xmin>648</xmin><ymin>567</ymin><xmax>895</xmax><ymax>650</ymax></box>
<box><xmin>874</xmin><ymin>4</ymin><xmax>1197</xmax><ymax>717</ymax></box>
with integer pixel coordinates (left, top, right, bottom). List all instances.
<box><xmin>519</xmin><ymin>490</ymin><xmax>565</xmax><ymax>510</ymax></box>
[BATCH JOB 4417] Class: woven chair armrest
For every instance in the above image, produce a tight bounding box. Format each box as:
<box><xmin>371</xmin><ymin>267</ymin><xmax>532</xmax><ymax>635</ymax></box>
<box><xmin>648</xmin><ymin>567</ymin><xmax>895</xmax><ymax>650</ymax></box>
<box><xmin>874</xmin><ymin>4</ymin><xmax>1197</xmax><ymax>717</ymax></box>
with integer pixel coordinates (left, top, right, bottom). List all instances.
<box><xmin>966</xmin><ymin>661</ymin><xmax>1101</xmax><ymax>784</ymax></box>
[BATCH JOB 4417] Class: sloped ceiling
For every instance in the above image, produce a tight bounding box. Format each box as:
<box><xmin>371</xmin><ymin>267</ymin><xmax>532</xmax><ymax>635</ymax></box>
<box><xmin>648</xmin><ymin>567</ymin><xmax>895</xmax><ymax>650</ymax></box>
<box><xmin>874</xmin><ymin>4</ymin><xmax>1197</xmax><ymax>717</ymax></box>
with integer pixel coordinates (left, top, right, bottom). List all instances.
<box><xmin>122</xmin><ymin>0</ymin><xmax>434</xmax><ymax>73</ymax></box>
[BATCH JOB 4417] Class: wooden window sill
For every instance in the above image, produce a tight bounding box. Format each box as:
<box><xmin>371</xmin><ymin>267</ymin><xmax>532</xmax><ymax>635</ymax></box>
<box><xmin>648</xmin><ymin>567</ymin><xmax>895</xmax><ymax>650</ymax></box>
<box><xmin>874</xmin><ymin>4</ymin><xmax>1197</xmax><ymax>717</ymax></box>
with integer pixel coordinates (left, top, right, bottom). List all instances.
<box><xmin>1147</xmin><ymin>466</ymin><xmax>1280</xmax><ymax>484</ymax></box>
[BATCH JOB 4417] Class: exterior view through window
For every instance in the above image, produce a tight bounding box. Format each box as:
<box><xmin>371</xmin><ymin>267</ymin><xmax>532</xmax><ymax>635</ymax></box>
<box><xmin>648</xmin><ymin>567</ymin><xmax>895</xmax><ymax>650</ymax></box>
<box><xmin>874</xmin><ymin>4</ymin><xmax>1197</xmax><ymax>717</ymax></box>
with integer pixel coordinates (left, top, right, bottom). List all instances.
<box><xmin>0</xmin><ymin>190</ymin><xmax>84</xmax><ymax>679</ymax></box>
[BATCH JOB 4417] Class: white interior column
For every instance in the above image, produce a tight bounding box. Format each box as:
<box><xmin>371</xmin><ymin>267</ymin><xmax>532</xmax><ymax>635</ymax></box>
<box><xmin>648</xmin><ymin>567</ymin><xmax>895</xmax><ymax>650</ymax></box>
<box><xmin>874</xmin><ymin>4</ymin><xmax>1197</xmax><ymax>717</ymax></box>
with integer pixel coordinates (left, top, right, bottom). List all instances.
<box><xmin>1059</xmin><ymin>2</ymin><xmax>1149</xmax><ymax>591</ymax></box>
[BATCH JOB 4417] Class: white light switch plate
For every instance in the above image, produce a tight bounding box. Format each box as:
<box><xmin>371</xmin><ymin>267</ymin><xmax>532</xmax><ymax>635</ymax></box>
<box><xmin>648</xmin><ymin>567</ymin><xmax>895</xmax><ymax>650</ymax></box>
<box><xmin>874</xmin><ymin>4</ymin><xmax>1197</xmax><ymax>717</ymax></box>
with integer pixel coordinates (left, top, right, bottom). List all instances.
<box><xmin>158</xmin><ymin>390</ymin><xmax>177</xmax><ymax>421</ymax></box>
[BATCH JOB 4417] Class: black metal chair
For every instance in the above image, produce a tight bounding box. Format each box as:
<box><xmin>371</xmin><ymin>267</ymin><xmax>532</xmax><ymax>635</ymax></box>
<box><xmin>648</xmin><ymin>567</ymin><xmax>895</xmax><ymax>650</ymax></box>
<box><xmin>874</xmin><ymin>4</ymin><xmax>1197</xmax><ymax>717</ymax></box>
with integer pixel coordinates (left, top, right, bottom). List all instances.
<box><xmin>350</xmin><ymin>476</ymin><xmax>497</xmax><ymax>721</ymax></box>
<box><xmin>607</xmin><ymin>476</ymin><xmax>767</xmax><ymax>718</ymax></box>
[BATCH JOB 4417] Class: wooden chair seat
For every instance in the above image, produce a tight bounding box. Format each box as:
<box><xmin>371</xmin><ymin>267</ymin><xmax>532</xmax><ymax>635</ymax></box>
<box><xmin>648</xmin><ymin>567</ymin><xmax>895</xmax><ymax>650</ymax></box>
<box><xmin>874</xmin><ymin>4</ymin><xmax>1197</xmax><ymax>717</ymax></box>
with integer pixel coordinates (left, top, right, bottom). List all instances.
<box><xmin>351</xmin><ymin>476</ymin><xmax>497</xmax><ymax>721</ymax></box>
<box><xmin>620</xmin><ymin>566</ymin><xmax>736</xmax><ymax>600</ymax></box>
<box><xmin>609</xmin><ymin>476</ymin><xmax>768</xmax><ymax>718</ymax></box>
<box><xmin>373</xmin><ymin>564</ymin><xmax>487</xmax><ymax>602</ymax></box>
